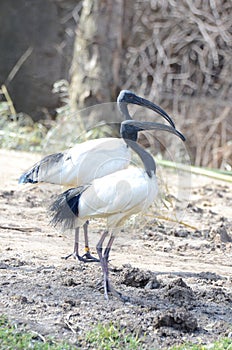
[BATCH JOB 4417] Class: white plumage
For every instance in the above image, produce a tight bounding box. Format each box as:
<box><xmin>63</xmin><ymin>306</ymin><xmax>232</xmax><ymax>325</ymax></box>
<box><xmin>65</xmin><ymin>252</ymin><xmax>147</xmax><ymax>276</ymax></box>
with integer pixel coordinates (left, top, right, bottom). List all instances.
<box><xmin>19</xmin><ymin>91</ymin><xmax>175</xmax><ymax>262</ymax></box>
<box><xmin>53</xmin><ymin>166</ymin><xmax>158</xmax><ymax>229</ymax></box>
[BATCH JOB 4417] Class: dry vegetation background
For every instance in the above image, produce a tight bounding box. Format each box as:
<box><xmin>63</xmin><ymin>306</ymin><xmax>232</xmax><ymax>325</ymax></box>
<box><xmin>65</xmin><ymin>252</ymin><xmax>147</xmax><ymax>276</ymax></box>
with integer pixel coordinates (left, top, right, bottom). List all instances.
<box><xmin>117</xmin><ymin>0</ymin><xmax>232</xmax><ymax>169</ymax></box>
<box><xmin>0</xmin><ymin>0</ymin><xmax>232</xmax><ymax>170</ymax></box>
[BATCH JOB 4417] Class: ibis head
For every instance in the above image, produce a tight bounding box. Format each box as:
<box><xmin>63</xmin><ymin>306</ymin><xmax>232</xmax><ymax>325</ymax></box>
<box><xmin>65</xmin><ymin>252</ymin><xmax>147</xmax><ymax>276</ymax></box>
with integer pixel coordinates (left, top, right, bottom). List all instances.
<box><xmin>120</xmin><ymin>120</ymin><xmax>186</xmax><ymax>178</ymax></box>
<box><xmin>117</xmin><ymin>90</ymin><xmax>175</xmax><ymax>128</ymax></box>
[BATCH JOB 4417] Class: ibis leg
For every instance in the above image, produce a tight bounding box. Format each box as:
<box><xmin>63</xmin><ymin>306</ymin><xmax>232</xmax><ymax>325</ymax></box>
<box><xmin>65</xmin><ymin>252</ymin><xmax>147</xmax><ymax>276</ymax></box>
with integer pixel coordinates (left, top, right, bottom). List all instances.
<box><xmin>96</xmin><ymin>231</ymin><xmax>134</xmax><ymax>303</ymax></box>
<box><xmin>81</xmin><ymin>220</ymin><xmax>99</xmax><ymax>262</ymax></box>
<box><xmin>63</xmin><ymin>223</ymin><xmax>99</xmax><ymax>263</ymax></box>
<box><xmin>96</xmin><ymin>231</ymin><xmax>110</xmax><ymax>299</ymax></box>
<box><xmin>63</xmin><ymin>227</ymin><xmax>82</xmax><ymax>260</ymax></box>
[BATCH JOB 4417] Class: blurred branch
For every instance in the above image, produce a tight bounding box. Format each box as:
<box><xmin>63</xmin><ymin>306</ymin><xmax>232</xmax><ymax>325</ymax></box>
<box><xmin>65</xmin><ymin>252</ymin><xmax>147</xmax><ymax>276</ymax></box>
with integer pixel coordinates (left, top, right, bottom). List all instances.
<box><xmin>5</xmin><ymin>47</ymin><xmax>33</xmax><ymax>85</ymax></box>
<box><xmin>157</xmin><ymin>159</ymin><xmax>232</xmax><ymax>183</ymax></box>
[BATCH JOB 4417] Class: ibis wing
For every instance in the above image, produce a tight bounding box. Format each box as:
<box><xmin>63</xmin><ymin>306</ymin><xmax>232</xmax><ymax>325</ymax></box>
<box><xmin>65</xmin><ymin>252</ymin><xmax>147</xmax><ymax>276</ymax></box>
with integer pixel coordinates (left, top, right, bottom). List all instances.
<box><xmin>78</xmin><ymin>168</ymin><xmax>157</xmax><ymax>218</ymax></box>
<box><xmin>19</xmin><ymin>138</ymin><xmax>130</xmax><ymax>186</ymax></box>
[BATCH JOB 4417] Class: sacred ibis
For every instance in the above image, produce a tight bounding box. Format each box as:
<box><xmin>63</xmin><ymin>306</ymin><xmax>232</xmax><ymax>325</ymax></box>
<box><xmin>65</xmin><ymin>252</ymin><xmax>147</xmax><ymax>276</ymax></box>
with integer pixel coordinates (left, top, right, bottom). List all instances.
<box><xmin>19</xmin><ymin>90</ymin><xmax>175</xmax><ymax>262</ymax></box>
<box><xmin>49</xmin><ymin>120</ymin><xmax>185</xmax><ymax>301</ymax></box>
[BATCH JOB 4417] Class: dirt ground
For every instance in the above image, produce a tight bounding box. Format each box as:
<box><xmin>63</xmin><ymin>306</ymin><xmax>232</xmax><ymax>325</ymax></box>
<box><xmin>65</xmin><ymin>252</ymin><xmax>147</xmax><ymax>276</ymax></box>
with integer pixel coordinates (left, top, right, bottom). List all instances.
<box><xmin>0</xmin><ymin>149</ymin><xmax>232</xmax><ymax>349</ymax></box>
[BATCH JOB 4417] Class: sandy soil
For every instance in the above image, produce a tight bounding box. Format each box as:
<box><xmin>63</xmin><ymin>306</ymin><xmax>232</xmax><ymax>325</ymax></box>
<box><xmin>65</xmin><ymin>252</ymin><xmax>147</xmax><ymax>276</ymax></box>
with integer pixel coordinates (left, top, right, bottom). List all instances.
<box><xmin>0</xmin><ymin>149</ymin><xmax>232</xmax><ymax>349</ymax></box>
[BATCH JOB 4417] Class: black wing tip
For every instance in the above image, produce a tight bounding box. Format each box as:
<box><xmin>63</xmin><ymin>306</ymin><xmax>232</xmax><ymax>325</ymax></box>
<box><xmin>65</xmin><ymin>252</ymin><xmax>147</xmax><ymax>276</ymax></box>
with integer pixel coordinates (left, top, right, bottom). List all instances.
<box><xmin>18</xmin><ymin>174</ymin><xmax>37</xmax><ymax>184</ymax></box>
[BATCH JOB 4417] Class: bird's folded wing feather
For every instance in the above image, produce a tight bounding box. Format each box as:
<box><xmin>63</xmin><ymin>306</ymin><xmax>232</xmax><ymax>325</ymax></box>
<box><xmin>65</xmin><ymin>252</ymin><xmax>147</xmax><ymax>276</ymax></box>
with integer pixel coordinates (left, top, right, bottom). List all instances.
<box><xmin>19</xmin><ymin>138</ymin><xmax>130</xmax><ymax>186</ymax></box>
<box><xmin>78</xmin><ymin>167</ymin><xmax>157</xmax><ymax>218</ymax></box>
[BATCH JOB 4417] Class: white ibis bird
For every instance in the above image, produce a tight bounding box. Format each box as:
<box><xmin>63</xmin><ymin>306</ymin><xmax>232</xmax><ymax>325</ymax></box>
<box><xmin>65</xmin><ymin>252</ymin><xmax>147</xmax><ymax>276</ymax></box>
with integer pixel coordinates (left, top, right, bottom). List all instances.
<box><xmin>49</xmin><ymin>120</ymin><xmax>185</xmax><ymax>301</ymax></box>
<box><xmin>19</xmin><ymin>90</ymin><xmax>175</xmax><ymax>262</ymax></box>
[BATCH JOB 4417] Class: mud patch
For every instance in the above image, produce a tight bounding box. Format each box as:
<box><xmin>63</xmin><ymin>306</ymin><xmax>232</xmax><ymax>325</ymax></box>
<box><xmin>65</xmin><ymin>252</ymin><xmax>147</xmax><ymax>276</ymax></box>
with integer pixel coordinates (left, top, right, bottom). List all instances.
<box><xmin>163</xmin><ymin>278</ymin><xmax>195</xmax><ymax>306</ymax></box>
<box><xmin>120</xmin><ymin>265</ymin><xmax>160</xmax><ymax>289</ymax></box>
<box><xmin>154</xmin><ymin>309</ymin><xmax>198</xmax><ymax>332</ymax></box>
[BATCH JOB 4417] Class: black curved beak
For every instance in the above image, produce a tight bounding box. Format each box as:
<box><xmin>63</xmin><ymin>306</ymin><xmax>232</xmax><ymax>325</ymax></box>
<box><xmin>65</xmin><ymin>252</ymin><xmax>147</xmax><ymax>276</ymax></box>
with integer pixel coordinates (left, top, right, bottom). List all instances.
<box><xmin>132</xmin><ymin>95</ymin><xmax>175</xmax><ymax>129</ymax></box>
<box><xmin>121</xmin><ymin>120</ymin><xmax>185</xmax><ymax>142</ymax></box>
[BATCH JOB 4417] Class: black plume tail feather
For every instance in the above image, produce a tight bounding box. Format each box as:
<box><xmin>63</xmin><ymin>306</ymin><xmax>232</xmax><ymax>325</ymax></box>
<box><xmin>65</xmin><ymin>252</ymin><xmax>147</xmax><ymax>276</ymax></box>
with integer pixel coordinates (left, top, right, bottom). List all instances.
<box><xmin>48</xmin><ymin>185</ymin><xmax>89</xmax><ymax>230</ymax></box>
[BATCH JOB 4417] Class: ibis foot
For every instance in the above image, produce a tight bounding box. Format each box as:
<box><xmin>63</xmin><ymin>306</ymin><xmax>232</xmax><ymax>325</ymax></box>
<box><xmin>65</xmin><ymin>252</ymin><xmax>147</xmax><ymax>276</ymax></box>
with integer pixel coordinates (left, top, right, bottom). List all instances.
<box><xmin>81</xmin><ymin>251</ymin><xmax>100</xmax><ymax>263</ymax></box>
<box><xmin>62</xmin><ymin>251</ymin><xmax>99</xmax><ymax>263</ymax></box>
<box><xmin>106</xmin><ymin>282</ymin><xmax>154</xmax><ymax>306</ymax></box>
<box><xmin>106</xmin><ymin>283</ymin><xmax>133</xmax><ymax>303</ymax></box>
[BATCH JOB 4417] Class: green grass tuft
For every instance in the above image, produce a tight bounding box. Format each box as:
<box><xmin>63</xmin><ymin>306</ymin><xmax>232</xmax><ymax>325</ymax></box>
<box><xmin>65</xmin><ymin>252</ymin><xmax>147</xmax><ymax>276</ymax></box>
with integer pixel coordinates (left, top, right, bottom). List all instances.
<box><xmin>170</xmin><ymin>337</ymin><xmax>232</xmax><ymax>350</ymax></box>
<box><xmin>0</xmin><ymin>316</ymin><xmax>142</xmax><ymax>350</ymax></box>
<box><xmin>85</xmin><ymin>322</ymin><xmax>142</xmax><ymax>350</ymax></box>
<box><xmin>0</xmin><ymin>315</ymin><xmax>74</xmax><ymax>350</ymax></box>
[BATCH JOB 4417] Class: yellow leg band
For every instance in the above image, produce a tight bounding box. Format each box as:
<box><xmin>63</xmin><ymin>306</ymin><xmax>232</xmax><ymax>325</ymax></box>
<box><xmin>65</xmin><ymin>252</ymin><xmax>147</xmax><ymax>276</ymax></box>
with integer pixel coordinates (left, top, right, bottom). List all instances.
<box><xmin>85</xmin><ymin>246</ymin><xmax>90</xmax><ymax>252</ymax></box>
